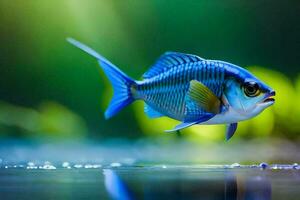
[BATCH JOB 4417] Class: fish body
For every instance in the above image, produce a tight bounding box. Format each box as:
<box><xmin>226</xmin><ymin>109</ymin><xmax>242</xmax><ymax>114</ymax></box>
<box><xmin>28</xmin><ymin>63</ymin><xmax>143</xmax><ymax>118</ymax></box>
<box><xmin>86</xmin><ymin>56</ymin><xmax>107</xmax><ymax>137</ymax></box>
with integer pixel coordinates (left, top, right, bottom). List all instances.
<box><xmin>135</xmin><ymin>58</ymin><xmax>225</xmax><ymax>122</ymax></box>
<box><xmin>68</xmin><ymin>38</ymin><xmax>275</xmax><ymax>140</ymax></box>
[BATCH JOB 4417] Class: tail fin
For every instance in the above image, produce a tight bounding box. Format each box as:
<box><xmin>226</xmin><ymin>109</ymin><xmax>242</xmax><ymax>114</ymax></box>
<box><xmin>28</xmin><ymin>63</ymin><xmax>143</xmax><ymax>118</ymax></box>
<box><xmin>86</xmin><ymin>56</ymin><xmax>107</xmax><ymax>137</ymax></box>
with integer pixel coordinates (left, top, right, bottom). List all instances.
<box><xmin>67</xmin><ymin>38</ymin><xmax>136</xmax><ymax>119</ymax></box>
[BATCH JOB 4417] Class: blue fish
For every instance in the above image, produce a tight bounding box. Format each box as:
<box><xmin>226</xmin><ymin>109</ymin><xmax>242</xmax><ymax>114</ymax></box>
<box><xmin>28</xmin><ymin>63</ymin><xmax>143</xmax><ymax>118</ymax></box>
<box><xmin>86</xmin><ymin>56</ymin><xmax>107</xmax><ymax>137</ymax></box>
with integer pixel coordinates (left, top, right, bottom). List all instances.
<box><xmin>67</xmin><ymin>38</ymin><xmax>275</xmax><ymax>140</ymax></box>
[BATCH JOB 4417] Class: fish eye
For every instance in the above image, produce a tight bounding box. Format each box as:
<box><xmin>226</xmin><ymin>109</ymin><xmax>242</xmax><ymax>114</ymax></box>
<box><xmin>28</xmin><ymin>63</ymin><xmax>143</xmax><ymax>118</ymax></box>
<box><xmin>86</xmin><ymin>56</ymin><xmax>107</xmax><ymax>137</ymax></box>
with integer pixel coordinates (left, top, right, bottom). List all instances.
<box><xmin>243</xmin><ymin>81</ymin><xmax>260</xmax><ymax>97</ymax></box>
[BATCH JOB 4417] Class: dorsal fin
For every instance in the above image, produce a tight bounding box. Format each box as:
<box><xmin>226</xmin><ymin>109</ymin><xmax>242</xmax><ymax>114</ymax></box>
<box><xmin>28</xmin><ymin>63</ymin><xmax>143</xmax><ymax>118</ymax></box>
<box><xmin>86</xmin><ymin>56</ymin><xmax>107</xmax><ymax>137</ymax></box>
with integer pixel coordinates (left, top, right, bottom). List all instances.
<box><xmin>143</xmin><ymin>52</ymin><xmax>205</xmax><ymax>79</ymax></box>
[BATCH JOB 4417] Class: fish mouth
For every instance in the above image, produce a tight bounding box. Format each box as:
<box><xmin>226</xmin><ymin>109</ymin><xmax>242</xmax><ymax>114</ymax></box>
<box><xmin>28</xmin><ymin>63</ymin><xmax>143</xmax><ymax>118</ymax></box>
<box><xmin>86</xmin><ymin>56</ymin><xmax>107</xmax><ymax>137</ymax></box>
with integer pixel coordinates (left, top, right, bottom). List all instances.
<box><xmin>262</xmin><ymin>91</ymin><xmax>275</xmax><ymax>104</ymax></box>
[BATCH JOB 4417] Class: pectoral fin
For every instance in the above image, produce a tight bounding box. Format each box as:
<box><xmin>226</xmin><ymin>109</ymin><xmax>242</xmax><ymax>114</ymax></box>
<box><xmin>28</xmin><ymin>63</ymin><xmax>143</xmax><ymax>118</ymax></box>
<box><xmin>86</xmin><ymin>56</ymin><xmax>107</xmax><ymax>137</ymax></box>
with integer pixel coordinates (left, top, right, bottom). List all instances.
<box><xmin>165</xmin><ymin>114</ymin><xmax>214</xmax><ymax>133</ymax></box>
<box><xmin>187</xmin><ymin>80</ymin><xmax>221</xmax><ymax>114</ymax></box>
<box><xmin>226</xmin><ymin>123</ymin><xmax>238</xmax><ymax>141</ymax></box>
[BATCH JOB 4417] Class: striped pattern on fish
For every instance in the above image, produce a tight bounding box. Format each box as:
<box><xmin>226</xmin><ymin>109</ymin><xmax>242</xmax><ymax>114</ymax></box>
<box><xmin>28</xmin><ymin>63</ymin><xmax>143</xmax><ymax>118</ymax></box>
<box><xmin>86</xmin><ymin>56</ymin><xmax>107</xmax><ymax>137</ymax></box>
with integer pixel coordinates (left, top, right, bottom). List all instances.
<box><xmin>135</xmin><ymin>60</ymin><xmax>226</xmax><ymax>122</ymax></box>
<box><xmin>67</xmin><ymin>38</ymin><xmax>275</xmax><ymax>141</ymax></box>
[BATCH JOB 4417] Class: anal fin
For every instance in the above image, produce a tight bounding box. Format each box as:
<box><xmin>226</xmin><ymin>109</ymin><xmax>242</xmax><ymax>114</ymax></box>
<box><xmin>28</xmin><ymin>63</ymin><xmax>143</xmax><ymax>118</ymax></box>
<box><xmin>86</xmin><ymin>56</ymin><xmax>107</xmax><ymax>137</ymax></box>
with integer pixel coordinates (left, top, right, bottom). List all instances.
<box><xmin>226</xmin><ymin>123</ymin><xmax>238</xmax><ymax>141</ymax></box>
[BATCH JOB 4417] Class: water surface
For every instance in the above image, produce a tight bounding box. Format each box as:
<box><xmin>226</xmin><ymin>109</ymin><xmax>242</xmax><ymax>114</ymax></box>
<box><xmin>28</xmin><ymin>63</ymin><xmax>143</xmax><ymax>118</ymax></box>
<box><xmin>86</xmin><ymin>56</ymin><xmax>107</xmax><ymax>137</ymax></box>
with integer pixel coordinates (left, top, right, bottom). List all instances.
<box><xmin>0</xmin><ymin>165</ymin><xmax>300</xmax><ymax>200</ymax></box>
<box><xmin>0</xmin><ymin>140</ymin><xmax>299</xmax><ymax>200</ymax></box>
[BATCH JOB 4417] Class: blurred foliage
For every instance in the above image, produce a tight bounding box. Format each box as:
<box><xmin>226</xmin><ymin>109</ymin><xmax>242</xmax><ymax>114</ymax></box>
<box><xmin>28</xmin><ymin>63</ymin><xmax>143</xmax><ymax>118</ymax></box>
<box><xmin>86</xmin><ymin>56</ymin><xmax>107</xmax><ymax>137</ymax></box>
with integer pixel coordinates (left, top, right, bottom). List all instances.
<box><xmin>0</xmin><ymin>101</ymin><xmax>87</xmax><ymax>139</ymax></box>
<box><xmin>0</xmin><ymin>0</ymin><xmax>299</xmax><ymax>141</ymax></box>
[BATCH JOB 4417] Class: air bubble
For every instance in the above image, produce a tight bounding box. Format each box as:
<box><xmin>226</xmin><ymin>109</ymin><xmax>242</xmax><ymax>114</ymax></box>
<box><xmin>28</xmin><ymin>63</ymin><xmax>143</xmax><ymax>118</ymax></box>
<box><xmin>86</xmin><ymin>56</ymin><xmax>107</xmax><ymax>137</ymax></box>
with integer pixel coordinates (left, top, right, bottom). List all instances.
<box><xmin>84</xmin><ymin>164</ymin><xmax>93</xmax><ymax>169</ymax></box>
<box><xmin>293</xmin><ymin>163</ymin><xmax>298</xmax><ymax>169</ymax></box>
<box><xmin>84</xmin><ymin>164</ymin><xmax>102</xmax><ymax>169</ymax></box>
<box><xmin>259</xmin><ymin>162</ymin><xmax>268</xmax><ymax>169</ymax></box>
<box><xmin>110</xmin><ymin>162</ymin><xmax>121</xmax><ymax>167</ymax></box>
<box><xmin>272</xmin><ymin>165</ymin><xmax>279</xmax><ymax>170</ymax></box>
<box><xmin>231</xmin><ymin>163</ymin><xmax>240</xmax><ymax>168</ymax></box>
<box><xmin>27</xmin><ymin>162</ymin><xmax>37</xmax><ymax>169</ymax></box>
<box><xmin>74</xmin><ymin>164</ymin><xmax>83</xmax><ymax>169</ymax></box>
<box><xmin>62</xmin><ymin>162</ymin><xmax>71</xmax><ymax>169</ymax></box>
<box><xmin>41</xmin><ymin>162</ymin><xmax>56</xmax><ymax>170</ymax></box>
<box><xmin>92</xmin><ymin>164</ymin><xmax>102</xmax><ymax>168</ymax></box>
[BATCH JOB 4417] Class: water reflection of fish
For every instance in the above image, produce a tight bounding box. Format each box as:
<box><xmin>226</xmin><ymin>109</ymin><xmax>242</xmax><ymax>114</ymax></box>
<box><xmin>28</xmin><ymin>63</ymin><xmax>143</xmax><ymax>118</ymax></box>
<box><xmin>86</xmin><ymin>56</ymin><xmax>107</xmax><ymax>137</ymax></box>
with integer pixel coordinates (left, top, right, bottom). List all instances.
<box><xmin>103</xmin><ymin>169</ymin><xmax>133</xmax><ymax>200</ymax></box>
<box><xmin>103</xmin><ymin>169</ymin><xmax>271</xmax><ymax>200</ymax></box>
<box><xmin>68</xmin><ymin>38</ymin><xmax>275</xmax><ymax>140</ymax></box>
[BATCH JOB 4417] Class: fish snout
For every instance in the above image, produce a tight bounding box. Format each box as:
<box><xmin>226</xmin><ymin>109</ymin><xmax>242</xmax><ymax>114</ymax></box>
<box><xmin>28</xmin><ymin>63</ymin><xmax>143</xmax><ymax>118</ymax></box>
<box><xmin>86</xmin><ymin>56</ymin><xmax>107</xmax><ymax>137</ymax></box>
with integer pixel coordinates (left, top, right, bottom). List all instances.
<box><xmin>270</xmin><ymin>90</ymin><xmax>276</xmax><ymax>96</ymax></box>
<box><xmin>263</xmin><ymin>90</ymin><xmax>275</xmax><ymax>103</ymax></box>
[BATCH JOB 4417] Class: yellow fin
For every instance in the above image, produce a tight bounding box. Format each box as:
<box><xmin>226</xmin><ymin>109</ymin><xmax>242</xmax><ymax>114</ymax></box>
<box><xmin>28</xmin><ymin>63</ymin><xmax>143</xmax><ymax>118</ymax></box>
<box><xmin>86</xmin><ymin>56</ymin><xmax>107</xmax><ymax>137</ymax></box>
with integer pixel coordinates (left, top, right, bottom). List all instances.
<box><xmin>188</xmin><ymin>80</ymin><xmax>221</xmax><ymax>114</ymax></box>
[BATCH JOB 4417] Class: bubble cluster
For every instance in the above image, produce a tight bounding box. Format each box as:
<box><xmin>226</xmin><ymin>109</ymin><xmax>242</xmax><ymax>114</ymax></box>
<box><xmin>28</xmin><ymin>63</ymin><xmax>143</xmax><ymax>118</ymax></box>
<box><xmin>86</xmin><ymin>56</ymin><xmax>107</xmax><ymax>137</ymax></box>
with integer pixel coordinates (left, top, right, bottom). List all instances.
<box><xmin>1</xmin><ymin>162</ymin><xmax>299</xmax><ymax>171</ymax></box>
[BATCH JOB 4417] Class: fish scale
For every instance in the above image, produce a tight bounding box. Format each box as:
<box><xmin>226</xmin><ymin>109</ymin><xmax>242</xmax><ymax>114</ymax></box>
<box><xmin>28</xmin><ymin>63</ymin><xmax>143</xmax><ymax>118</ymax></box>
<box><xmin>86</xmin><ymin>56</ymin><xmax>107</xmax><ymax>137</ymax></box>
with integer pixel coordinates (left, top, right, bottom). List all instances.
<box><xmin>136</xmin><ymin>61</ymin><xmax>225</xmax><ymax>121</ymax></box>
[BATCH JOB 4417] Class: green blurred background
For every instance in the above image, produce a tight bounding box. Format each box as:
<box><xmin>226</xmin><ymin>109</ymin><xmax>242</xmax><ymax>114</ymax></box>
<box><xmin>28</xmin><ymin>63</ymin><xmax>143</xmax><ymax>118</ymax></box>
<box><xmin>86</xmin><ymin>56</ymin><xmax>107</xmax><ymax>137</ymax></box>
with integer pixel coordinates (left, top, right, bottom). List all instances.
<box><xmin>0</xmin><ymin>0</ymin><xmax>299</xmax><ymax>143</ymax></box>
